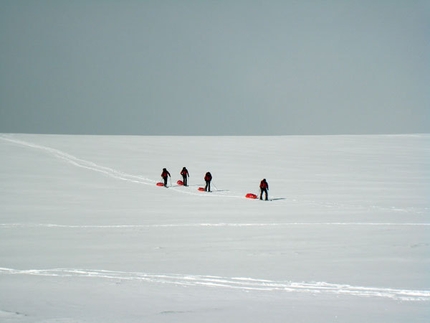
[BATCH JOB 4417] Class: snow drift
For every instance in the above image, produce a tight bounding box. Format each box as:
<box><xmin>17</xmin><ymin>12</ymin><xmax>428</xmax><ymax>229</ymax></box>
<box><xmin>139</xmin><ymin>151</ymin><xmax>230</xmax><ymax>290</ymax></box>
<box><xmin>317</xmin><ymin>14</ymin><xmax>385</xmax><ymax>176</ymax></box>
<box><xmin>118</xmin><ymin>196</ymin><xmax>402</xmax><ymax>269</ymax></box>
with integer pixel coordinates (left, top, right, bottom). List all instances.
<box><xmin>0</xmin><ymin>134</ymin><xmax>429</xmax><ymax>323</ymax></box>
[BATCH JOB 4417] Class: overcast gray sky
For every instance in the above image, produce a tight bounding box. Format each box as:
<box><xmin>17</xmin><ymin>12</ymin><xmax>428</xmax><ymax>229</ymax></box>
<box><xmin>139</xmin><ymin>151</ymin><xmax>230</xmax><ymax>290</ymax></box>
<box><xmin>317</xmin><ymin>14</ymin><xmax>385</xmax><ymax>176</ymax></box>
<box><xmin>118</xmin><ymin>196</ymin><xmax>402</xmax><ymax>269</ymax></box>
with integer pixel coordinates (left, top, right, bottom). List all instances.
<box><xmin>1</xmin><ymin>0</ymin><xmax>428</xmax><ymax>135</ymax></box>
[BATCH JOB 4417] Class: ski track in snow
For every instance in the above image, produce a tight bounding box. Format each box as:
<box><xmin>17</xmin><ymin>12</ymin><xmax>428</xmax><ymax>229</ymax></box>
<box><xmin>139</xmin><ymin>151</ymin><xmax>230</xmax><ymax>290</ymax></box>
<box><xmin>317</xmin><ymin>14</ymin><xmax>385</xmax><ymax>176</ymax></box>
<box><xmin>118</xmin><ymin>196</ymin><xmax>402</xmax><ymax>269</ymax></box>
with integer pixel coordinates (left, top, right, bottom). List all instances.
<box><xmin>0</xmin><ymin>267</ymin><xmax>428</xmax><ymax>302</ymax></box>
<box><xmin>1</xmin><ymin>135</ymin><xmax>427</xmax><ymax>214</ymax></box>
<box><xmin>0</xmin><ymin>135</ymin><xmax>157</xmax><ymax>186</ymax></box>
<box><xmin>0</xmin><ymin>135</ymin><xmax>245</xmax><ymax>199</ymax></box>
<box><xmin>1</xmin><ymin>222</ymin><xmax>429</xmax><ymax>229</ymax></box>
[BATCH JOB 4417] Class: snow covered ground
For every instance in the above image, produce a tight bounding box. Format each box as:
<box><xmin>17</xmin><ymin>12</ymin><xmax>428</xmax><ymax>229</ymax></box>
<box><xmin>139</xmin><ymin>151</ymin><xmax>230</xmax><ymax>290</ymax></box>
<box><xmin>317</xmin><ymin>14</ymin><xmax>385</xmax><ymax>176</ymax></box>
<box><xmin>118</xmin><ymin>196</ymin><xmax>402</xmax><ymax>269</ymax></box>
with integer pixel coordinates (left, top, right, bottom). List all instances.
<box><xmin>0</xmin><ymin>133</ymin><xmax>429</xmax><ymax>323</ymax></box>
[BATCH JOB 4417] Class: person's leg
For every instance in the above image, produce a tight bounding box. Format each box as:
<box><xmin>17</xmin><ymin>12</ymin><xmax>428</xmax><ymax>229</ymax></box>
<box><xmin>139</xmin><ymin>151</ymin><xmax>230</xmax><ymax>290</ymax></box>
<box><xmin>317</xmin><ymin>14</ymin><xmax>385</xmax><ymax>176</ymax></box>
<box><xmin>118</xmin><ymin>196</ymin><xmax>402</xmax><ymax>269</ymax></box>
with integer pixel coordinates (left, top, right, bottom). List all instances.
<box><xmin>265</xmin><ymin>189</ymin><xmax>268</xmax><ymax>200</ymax></box>
<box><xmin>260</xmin><ymin>189</ymin><xmax>263</xmax><ymax>200</ymax></box>
<box><xmin>163</xmin><ymin>177</ymin><xmax>167</xmax><ymax>187</ymax></box>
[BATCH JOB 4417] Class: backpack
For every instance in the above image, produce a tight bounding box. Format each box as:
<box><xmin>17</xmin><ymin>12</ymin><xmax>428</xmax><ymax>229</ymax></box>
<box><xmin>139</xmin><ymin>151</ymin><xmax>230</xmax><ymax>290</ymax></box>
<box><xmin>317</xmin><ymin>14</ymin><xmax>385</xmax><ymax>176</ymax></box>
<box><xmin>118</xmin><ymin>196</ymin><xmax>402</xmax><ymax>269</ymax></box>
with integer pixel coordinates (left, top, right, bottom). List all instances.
<box><xmin>205</xmin><ymin>172</ymin><xmax>212</xmax><ymax>181</ymax></box>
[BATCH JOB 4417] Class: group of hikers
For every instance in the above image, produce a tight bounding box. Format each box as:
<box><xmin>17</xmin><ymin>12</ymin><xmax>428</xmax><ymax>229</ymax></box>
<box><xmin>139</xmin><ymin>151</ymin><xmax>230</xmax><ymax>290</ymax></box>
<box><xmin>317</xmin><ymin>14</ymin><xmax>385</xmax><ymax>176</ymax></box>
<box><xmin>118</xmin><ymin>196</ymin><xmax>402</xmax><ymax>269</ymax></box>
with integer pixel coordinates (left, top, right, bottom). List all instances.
<box><xmin>161</xmin><ymin>167</ymin><xmax>269</xmax><ymax>200</ymax></box>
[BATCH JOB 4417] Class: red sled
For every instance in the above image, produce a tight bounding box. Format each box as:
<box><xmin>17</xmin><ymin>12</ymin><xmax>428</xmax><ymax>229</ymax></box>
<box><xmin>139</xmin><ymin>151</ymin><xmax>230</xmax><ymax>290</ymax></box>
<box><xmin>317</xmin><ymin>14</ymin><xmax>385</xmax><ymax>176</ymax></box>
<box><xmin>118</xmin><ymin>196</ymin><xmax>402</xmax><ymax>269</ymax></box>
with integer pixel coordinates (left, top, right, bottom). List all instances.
<box><xmin>156</xmin><ymin>182</ymin><xmax>164</xmax><ymax>187</ymax></box>
<box><xmin>177</xmin><ymin>180</ymin><xmax>184</xmax><ymax>186</ymax></box>
<box><xmin>245</xmin><ymin>193</ymin><xmax>257</xmax><ymax>199</ymax></box>
<box><xmin>198</xmin><ymin>187</ymin><xmax>205</xmax><ymax>191</ymax></box>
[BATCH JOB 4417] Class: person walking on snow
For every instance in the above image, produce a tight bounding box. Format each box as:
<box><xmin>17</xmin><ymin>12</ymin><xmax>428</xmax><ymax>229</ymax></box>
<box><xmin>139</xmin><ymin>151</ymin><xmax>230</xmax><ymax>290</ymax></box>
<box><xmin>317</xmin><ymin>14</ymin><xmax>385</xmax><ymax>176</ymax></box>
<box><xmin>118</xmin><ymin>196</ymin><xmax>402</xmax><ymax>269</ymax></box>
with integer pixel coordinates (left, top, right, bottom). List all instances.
<box><xmin>260</xmin><ymin>178</ymin><xmax>269</xmax><ymax>200</ymax></box>
<box><xmin>204</xmin><ymin>172</ymin><xmax>212</xmax><ymax>192</ymax></box>
<box><xmin>180</xmin><ymin>167</ymin><xmax>189</xmax><ymax>186</ymax></box>
<box><xmin>161</xmin><ymin>168</ymin><xmax>171</xmax><ymax>187</ymax></box>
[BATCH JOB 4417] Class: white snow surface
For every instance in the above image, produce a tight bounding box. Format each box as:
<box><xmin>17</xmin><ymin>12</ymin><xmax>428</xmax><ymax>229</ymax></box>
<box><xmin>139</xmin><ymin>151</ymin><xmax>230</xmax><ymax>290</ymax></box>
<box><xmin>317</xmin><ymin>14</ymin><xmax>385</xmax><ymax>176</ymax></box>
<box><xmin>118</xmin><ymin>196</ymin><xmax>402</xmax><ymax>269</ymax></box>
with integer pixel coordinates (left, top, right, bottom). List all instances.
<box><xmin>0</xmin><ymin>133</ymin><xmax>429</xmax><ymax>323</ymax></box>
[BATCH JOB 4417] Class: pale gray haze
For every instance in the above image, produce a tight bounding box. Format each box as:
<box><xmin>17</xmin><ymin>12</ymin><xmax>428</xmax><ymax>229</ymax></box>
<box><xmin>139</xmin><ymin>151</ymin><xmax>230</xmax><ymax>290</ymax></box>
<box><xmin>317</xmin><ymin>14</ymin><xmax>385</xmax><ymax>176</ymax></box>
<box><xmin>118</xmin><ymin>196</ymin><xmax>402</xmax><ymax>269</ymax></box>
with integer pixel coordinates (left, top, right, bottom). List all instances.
<box><xmin>1</xmin><ymin>0</ymin><xmax>428</xmax><ymax>135</ymax></box>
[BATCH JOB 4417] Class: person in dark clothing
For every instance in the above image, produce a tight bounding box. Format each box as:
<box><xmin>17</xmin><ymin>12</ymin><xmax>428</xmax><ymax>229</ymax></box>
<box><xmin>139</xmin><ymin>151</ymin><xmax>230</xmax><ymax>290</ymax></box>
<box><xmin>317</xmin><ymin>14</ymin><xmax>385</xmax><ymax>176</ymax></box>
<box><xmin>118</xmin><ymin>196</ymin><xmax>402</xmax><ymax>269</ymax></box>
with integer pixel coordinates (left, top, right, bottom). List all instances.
<box><xmin>161</xmin><ymin>168</ymin><xmax>171</xmax><ymax>187</ymax></box>
<box><xmin>260</xmin><ymin>178</ymin><xmax>269</xmax><ymax>200</ymax></box>
<box><xmin>180</xmin><ymin>167</ymin><xmax>189</xmax><ymax>186</ymax></box>
<box><xmin>204</xmin><ymin>172</ymin><xmax>212</xmax><ymax>192</ymax></box>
